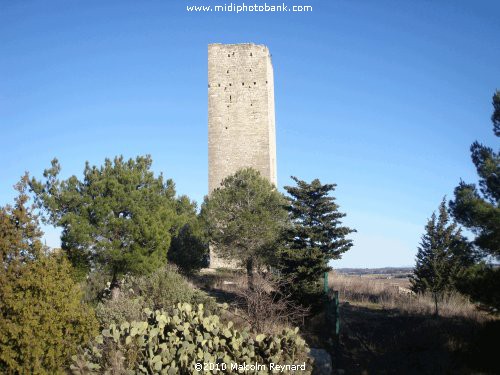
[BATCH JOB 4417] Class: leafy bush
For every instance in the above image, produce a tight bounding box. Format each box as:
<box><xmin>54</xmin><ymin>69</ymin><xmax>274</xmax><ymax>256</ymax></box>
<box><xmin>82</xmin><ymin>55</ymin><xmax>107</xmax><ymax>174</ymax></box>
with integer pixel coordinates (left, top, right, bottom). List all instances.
<box><xmin>71</xmin><ymin>303</ymin><xmax>312</xmax><ymax>374</ymax></box>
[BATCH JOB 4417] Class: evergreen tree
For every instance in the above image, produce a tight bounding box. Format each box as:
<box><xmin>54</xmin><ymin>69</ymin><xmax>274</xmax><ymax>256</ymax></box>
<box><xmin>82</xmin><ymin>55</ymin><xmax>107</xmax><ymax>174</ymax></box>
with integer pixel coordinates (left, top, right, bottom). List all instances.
<box><xmin>201</xmin><ymin>168</ymin><xmax>288</xmax><ymax>288</ymax></box>
<box><xmin>0</xmin><ymin>177</ymin><xmax>98</xmax><ymax>374</ymax></box>
<box><xmin>279</xmin><ymin>177</ymin><xmax>355</xmax><ymax>306</ymax></box>
<box><xmin>29</xmin><ymin>155</ymin><xmax>181</xmax><ymax>282</ymax></box>
<box><xmin>449</xmin><ymin>90</ymin><xmax>500</xmax><ymax>307</ymax></box>
<box><xmin>410</xmin><ymin>199</ymin><xmax>473</xmax><ymax>315</ymax></box>
<box><xmin>168</xmin><ymin>196</ymin><xmax>208</xmax><ymax>274</ymax></box>
<box><xmin>492</xmin><ymin>90</ymin><xmax>500</xmax><ymax>137</ymax></box>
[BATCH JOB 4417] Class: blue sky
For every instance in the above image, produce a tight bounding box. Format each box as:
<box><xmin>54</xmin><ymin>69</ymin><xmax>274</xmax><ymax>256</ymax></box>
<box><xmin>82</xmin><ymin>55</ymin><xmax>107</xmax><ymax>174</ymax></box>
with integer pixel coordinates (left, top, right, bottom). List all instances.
<box><xmin>1</xmin><ymin>0</ymin><xmax>499</xmax><ymax>268</ymax></box>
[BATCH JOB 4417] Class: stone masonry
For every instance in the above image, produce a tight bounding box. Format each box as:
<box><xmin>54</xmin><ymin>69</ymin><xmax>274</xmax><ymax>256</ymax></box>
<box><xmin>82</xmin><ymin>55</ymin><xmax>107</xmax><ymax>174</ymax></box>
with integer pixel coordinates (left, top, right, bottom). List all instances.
<box><xmin>208</xmin><ymin>43</ymin><xmax>277</xmax><ymax>268</ymax></box>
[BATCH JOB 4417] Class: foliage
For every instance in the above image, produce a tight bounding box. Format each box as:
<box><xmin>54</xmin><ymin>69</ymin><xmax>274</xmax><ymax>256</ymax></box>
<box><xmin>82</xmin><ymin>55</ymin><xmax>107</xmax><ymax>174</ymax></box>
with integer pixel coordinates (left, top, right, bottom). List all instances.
<box><xmin>493</xmin><ymin>90</ymin><xmax>500</xmax><ymax>137</ymax></box>
<box><xmin>29</xmin><ymin>155</ymin><xmax>183</xmax><ymax>280</ymax></box>
<box><xmin>410</xmin><ymin>199</ymin><xmax>474</xmax><ymax>314</ymax></box>
<box><xmin>71</xmin><ymin>303</ymin><xmax>312</xmax><ymax>374</ymax></box>
<box><xmin>448</xmin><ymin>91</ymin><xmax>500</xmax><ymax>308</ymax></box>
<box><xmin>0</xmin><ymin>178</ymin><xmax>98</xmax><ymax>374</ymax></box>
<box><xmin>449</xmin><ymin>90</ymin><xmax>500</xmax><ymax>259</ymax></box>
<box><xmin>168</xmin><ymin>195</ymin><xmax>208</xmax><ymax>274</ymax></box>
<box><xmin>168</xmin><ymin>221</ymin><xmax>208</xmax><ymax>275</ymax></box>
<box><xmin>201</xmin><ymin>168</ymin><xmax>288</xmax><ymax>286</ymax></box>
<box><xmin>456</xmin><ymin>263</ymin><xmax>500</xmax><ymax>309</ymax></box>
<box><xmin>278</xmin><ymin>176</ymin><xmax>356</xmax><ymax>307</ymax></box>
<box><xmin>94</xmin><ymin>265</ymin><xmax>218</xmax><ymax>328</ymax></box>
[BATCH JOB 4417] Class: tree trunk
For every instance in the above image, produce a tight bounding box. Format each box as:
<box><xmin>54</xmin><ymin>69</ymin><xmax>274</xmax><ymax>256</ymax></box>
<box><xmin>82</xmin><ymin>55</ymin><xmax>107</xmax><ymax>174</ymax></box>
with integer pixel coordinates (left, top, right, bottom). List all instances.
<box><xmin>246</xmin><ymin>258</ymin><xmax>254</xmax><ymax>291</ymax></box>
<box><xmin>110</xmin><ymin>271</ymin><xmax>121</xmax><ymax>301</ymax></box>
<box><xmin>433</xmin><ymin>292</ymin><xmax>439</xmax><ymax>316</ymax></box>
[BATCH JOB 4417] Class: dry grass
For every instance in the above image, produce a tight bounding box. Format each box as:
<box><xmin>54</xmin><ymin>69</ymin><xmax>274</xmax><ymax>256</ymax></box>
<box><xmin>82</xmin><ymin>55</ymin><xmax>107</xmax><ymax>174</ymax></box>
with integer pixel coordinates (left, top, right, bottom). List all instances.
<box><xmin>330</xmin><ymin>271</ymin><xmax>488</xmax><ymax>321</ymax></box>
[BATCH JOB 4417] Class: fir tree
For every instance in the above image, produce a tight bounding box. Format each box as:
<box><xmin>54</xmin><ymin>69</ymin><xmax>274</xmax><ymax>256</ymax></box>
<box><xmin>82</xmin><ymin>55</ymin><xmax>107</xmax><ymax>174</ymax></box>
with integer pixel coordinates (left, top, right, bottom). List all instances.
<box><xmin>410</xmin><ymin>199</ymin><xmax>473</xmax><ymax>315</ymax></box>
<box><xmin>279</xmin><ymin>176</ymin><xmax>355</xmax><ymax>306</ymax></box>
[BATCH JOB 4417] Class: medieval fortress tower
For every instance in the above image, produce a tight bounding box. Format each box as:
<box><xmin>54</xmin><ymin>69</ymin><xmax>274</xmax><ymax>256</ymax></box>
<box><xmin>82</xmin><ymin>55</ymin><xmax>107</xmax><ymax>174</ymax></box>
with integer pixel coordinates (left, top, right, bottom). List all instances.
<box><xmin>208</xmin><ymin>43</ymin><xmax>277</xmax><ymax>268</ymax></box>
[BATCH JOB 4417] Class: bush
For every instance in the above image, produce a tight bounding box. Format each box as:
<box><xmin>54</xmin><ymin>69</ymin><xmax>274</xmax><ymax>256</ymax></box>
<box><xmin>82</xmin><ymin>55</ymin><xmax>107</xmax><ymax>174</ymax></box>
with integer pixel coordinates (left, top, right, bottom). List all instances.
<box><xmin>71</xmin><ymin>303</ymin><xmax>312</xmax><ymax>374</ymax></box>
<box><xmin>0</xmin><ymin>253</ymin><xmax>99</xmax><ymax>374</ymax></box>
<box><xmin>0</xmin><ymin>180</ymin><xmax>99</xmax><ymax>374</ymax></box>
<box><xmin>94</xmin><ymin>265</ymin><xmax>219</xmax><ymax>328</ymax></box>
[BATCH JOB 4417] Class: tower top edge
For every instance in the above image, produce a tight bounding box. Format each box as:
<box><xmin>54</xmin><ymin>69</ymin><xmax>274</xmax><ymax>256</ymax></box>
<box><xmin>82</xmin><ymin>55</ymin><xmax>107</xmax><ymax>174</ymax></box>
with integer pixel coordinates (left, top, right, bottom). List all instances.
<box><xmin>209</xmin><ymin>43</ymin><xmax>270</xmax><ymax>51</ymax></box>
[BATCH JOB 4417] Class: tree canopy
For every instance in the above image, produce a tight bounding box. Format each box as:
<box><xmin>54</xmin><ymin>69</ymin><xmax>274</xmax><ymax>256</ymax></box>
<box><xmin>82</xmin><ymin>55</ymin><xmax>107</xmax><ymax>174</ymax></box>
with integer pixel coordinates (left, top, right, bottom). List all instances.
<box><xmin>29</xmin><ymin>155</ymin><xmax>183</xmax><ymax>280</ymax></box>
<box><xmin>201</xmin><ymin>168</ymin><xmax>288</xmax><ymax>285</ymax></box>
<box><xmin>449</xmin><ymin>90</ymin><xmax>500</xmax><ymax>259</ymax></box>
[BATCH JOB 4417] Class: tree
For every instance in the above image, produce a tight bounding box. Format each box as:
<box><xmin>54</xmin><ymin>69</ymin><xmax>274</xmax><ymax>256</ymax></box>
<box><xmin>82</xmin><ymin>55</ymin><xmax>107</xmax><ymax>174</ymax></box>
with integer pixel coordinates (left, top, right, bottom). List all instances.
<box><xmin>201</xmin><ymin>168</ymin><xmax>288</xmax><ymax>288</ymax></box>
<box><xmin>410</xmin><ymin>199</ymin><xmax>474</xmax><ymax>315</ymax></box>
<box><xmin>29</xmin><ymin>155</ymin><xmax>181</xmax><ymax>283</ymax></box>
<box><xmin>278</xmin><ymin>176</ymin><xmax>356</xmax><ymax>306</ymax></box>
<box><xmin>0</xmin><ymin>177</ymin><xmax>98</xmax><ymax>374</ymax></box>
<box><xmin>492</xmin><ymin>90</ymin><xmax>500</xmax><ymax>137</ymax></box>
<box><xmin>168</xmin><ymin>196</ymin><xmax>208</xmax><ymax>274</ymax></box>
<box><xmin>448</xmin><ymin>90</ymin><xmax>500</xmax><ymax>307</ymax></box>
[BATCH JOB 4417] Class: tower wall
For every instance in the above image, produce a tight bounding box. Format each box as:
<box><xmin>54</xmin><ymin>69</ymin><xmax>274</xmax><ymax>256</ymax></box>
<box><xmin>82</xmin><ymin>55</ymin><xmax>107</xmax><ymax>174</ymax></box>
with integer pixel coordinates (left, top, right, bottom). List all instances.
<box><xmin>208</xmin><ymin>43</ymin><xmax>277</xmax><ymax>192</ymax></box>
<box><xmin>208</xmin><ymin>43</ymin><xmax>277</xmax><ymax>268</ymax></box>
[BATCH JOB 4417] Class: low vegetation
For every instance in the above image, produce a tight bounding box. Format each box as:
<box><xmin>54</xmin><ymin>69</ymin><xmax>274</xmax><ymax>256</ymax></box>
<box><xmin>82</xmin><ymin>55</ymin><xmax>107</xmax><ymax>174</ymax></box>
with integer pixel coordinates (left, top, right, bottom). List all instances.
<box><xmin>71</xmin><ymin>303</ymin><xmax>311</xmax><ymax>374</ymax></box>
<box><xmin>332</xmin><ymin>272</ymin><xmax>499</xmax><ymax>374</ymax></box>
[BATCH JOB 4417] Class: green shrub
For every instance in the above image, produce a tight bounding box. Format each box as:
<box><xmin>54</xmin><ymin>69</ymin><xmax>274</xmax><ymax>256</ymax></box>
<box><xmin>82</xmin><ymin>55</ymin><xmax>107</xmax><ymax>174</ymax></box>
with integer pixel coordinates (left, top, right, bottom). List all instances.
<box><xmin>94</xmin><ymin>265</ymin><xmax>219</xmax><ymax>328</ymax></box>
<box><xmin>0</xmin><ymin>181</ymin><xmax>99</xmax><ymax>374</ymax></box>
<box><xmin>0</xmin><ymin>253</ymin><xmax>99</xmax><ymax>374</ymax></box>
<box><xmin>71</xmin><ymin>303</ymin><xmax>312</xmax><ymax>374</ymax></box>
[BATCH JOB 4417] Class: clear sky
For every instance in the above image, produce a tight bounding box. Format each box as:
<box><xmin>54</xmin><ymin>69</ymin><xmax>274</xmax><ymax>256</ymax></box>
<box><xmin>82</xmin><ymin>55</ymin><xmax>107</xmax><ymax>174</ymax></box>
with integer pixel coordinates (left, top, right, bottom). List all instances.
<box><xmin>1</xmin><ymin>0</ymin><xmax>499</xmax><ymax>268</ymax></box>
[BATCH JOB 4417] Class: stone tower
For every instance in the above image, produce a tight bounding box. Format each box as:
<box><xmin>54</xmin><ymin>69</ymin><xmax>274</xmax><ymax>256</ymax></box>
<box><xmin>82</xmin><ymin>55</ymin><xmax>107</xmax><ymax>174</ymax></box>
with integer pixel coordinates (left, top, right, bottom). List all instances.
<box><xmin>208</xmin><ymin>43</ymin><xmax>277</xmax><ymax>268</ymax></box>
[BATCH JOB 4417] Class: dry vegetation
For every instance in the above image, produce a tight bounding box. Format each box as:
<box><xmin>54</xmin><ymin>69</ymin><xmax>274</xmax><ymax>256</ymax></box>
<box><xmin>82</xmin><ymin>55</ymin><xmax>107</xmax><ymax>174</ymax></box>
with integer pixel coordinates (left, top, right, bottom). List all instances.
<box><xmin>330</xmin><ymin>271</ymin><xmax>487</xmax><ymax>321</ymax></box>
<box><xmin>330</xmin><ymin>271</ymin><xmax>499</xmax><ymax>374</ymax></box>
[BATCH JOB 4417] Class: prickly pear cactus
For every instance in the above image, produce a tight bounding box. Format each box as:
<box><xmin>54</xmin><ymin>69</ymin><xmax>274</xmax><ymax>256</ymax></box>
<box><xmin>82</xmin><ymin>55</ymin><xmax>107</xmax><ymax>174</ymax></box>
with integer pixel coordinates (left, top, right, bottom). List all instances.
<box><xmin>71</xmin><ymin>303</ymin><xmax>312</xmax><ymax>374</ymax></box>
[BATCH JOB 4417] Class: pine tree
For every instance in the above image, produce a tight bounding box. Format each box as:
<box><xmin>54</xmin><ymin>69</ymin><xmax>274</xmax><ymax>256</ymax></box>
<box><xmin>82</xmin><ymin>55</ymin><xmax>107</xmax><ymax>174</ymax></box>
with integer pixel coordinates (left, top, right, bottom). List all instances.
<box><xmin>29</xmin><ymin>155</ymin><xmax>182</xmax><ymax>283</ymax></box>
<box><xmin>0</xmin><ymin>176</ymin><xmax>98</xmax><ymax>374</ymax></box>
<box><xmin>279</xmin><ymin>177</ymin><xmax>355</xmax><ymax>306</ymax></box>
<box><xmin>410</xmin><ymin>199</ymin><xmax>473</xmax><ymax>315</ymax></box>
<box><xmin>449</xmin><ymin>91</ymin><xmax>500</xmax><ymax>259</ymax></box>
<box><xmin>449</xmin><ymin>90</ymin><xmax>500</xmax><ymax>307</ymax></box>
<box><xmin>201</xmin><ymin>168</ymin><xmax>288</xmax><ymax>288</ymax></box>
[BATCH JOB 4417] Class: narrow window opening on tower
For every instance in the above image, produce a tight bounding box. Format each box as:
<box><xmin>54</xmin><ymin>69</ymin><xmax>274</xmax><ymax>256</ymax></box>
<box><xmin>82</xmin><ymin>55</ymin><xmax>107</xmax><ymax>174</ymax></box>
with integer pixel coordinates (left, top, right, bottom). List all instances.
<box><xmin>232</xmin><ymin>52</ymin><xmax>235</xmax><ymax>56</ymax></box>
<box><xmin>229</xmin><ymin>83</ymin><xmax>232</xmax><ymax>86</ymax></box>
<box><xmin>218</xmin><ymin>83</ymin><xmax>221</xmax><ymax>87</ymax></box>
<box><xmin>227</xmin><ymin>70</ymin><xmax>229</xmax><ymax>74</ymax></box>
<box><xmin>230</xmin><ymin>95</ymin><xmax>232</xmax><ymax>102</ymax></box>
<box><xmin>250</xmin><ymin>53</ymin><xmax>253</xmax><ymax>56</ymax></box>
<box><xmin>254</xmin><ymin>82</ymin><xmax>256</xmax><ymax>85</ymax></box>
<box><xmin>242</xmin><ymin>82</ymin><xmax>244</xmax><ymax>86</ymax></box>
<box><xmin>249</xmin><ymin>69</ymin><xmax>252</xmax><ymax>72</ymax></box>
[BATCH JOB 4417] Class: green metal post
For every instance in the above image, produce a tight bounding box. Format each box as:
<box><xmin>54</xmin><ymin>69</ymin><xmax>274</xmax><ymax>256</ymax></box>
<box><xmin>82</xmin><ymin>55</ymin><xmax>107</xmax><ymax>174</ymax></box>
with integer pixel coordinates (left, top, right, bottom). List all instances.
<box><xmin>323</xmin><ymin>272</ymin><xmax>329</xmax><ymax>294</ymax></box>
